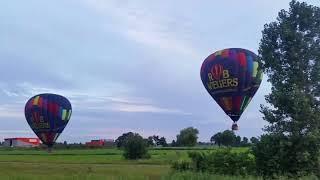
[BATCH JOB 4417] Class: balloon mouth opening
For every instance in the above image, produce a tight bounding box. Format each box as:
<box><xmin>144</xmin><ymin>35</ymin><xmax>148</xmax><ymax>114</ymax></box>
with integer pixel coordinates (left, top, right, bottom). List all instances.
<box><xmin>232</xmin><ymin>122</ymin><xmax>239</xmax><ymax>131</ymax></box>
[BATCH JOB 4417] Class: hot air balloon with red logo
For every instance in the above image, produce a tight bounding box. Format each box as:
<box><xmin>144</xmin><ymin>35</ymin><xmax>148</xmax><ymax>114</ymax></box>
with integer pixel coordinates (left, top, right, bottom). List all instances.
<box><xmin>24</xmin><ymin>93</ymin><xmax>72</xmax><ymax>152</ymax></box>
<box><xmin>200</xmin><ymin>48</ymin><xmax>263</xmax><ymax>130</ymax></box>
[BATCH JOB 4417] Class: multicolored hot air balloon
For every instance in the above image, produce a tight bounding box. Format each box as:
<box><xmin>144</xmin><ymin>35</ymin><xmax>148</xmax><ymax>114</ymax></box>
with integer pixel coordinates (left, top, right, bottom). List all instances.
<box><xmin>24</xmin><ymin>93</ymin><xmax>72</xmax><ymax>151</ymax></box>
<box><xmin>200</xmin><ymin>48</ymin><xmax>263</xmax><ymax>130</ymax></box>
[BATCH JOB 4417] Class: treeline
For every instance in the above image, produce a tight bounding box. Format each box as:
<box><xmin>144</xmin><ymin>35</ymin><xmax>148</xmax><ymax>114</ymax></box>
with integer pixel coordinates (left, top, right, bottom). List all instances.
<box><xmin>111</xmin><ymin>127</ymin><xmax>261</xmax><ymax>161</ymax></box>
<box><xmin>114</xmin><ymin>127</ymin><xmax>259</xmax><ymax>149</ymax></box>
<box><xmin>210</xmin><ymin>130</ymin><xmax>259</xmax><ymax>147</ymax></box>
<box><xmin>0</xmin><ymin>127</ymin><xmax>258</xmax><ymax>150</ymax></box>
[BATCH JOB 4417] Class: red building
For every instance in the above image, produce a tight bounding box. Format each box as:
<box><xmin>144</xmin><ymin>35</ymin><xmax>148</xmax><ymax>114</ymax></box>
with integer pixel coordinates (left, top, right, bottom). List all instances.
<box><xmin>85</xmin><ymin>139</ymin><xmax>114</xmax><ymax>147</ymax></box>
<box><xmin>3</xmin><ymin>138</ymin><xmax>40</xmax><ymax>147</ymax></box>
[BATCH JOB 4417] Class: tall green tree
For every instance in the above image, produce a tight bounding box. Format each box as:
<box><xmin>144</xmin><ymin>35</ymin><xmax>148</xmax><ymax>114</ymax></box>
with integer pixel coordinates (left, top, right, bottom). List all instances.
<box><xmin>210</xmin><ymin>132</ymin><xmax>223</xmax><ymax>146</ymax></box>
<box><xmin>147</xmin><ymin>136</ymin><xmax>154</xmax><ymax>146</ymax></box>
<box><xmin>152</xmin><ymin>135</ymin><xmax>160</xmax><ymax>146</ymax></box>
<box><xmin>176</xmin><ymin>127</ymin><xmax>199</xmax><ymax>147</ymax></box>
<box><xmin>159</xmin><ymin>137</ymin><xmax>168</xmax><ymax>147</ymax></box>
<box><xmin>221</xmin><ymin>130</ymin><xmax>237</xmax><ymax>147</ymax></box>
<box><xmin>234</xmin><ymin>135</ymin><xmax>241</xmax><ymax>147</ymax></box>
<box><xmin>250</xmin><ymin>137</ymin><xmax>259</xmax><ymax>144</ymax></box>
<box><xmin>123</xmin><ymin>133</ymin><xmax>149</xmax><ymax>160</ymax></box>
<box><xmin>115</xmin><ymin>132</ymin><xmax>134</xmax><ymax>148</ymax></box>
<box><xmin>253</xmin><ymin>0</ymin><xmax>320</xmax><ymax>177</ymax></box>
<box><xmin>211</xmin><ymin>130</ymin><xmax>237</xmax><ymax>147</ymax></box>
<box><xmin>171</xmin><ymin>140</ymin><xmax>176</xmax><ymax>147</ymax></box>
<box><xmin>241</xmin><ymin>137</ymin><xmax>249</xmax><ymax>147</ymax></box>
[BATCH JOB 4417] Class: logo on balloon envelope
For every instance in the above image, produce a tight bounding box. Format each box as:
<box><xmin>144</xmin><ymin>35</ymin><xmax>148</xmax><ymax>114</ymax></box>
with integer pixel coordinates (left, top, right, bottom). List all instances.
<box><xmin>211</xmin><ymin>64</ymin><xmax>223</xmax><ymax>80</ymax></box>
<box><xmin>207</xmin><ymin>64</ymin><xmax>238</xmax><ymax>90</ymax></box>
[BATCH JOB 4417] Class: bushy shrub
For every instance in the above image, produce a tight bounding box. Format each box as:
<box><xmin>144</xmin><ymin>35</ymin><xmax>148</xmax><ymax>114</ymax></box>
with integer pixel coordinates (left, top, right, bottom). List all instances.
<box><xmin>171</xmin><ymin>160</ymin><xmax>192</xmax><ymax>171</ymax></box>
<box><xmin>123</xmin><ymin>133</ymin><xmax>150</xmax><ymax>160</ymax></box>
<box><xmin>252</xmin><ymin>134</ymin><xmax>320</xmax><ymax>179</ymax></box>
<box><xmin>188</xmin><ymin>151</ymin><xmax>211</xmax><ymax>172</ymax></box>
<box><xmin>172</xmin><ymin>148</ymin><xmax>256</xmax><ymax>176</ymax></box>
<box><xmin>208</xmin><ymin>148</ymin><xmax>256</xmax><ymax>176</ymax></box>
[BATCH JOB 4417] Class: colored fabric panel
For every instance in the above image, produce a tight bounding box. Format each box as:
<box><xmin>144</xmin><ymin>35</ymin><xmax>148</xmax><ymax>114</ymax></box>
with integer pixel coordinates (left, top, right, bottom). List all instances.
<box><xmin>42</xmin><ymin>99</ymin><xmax>47</xmax><ymax>109</ymax></box>
<box><xmin>33</xmin><ymin>96</ymin><xmax>40</xmax><ymax>105</ymax></box>
<box><xmin>215</xmin><ymin>50</ymin><xmax>223</xmax><ymax>56</ymax></box>
<box><xmin>48</xmin><ymin>102</ymin><xmax>53</xmax><ymax>114</ymax></box>
<box><xmin>229</xmin><ymin>49</ymin><xmax>237</xmax><ymax>60</ymax></box>
<box><xmin>33</xmin><ymin>112</ymin><xmax>39</xmax><ymax>123</ymax></box>
<box><xmin>43</xmin><ymin>99</ymin><xmax>49</xmax><ymax>128</ymax></box>
<box><xmin>27</xmin><ymin>101</ymin><xmax>33</xmax><ymax>110</ymax></box>
<box><xmin>62</xmin><ymin>109</ymin><xmax>67</xmax><ymax>120</ymax></box>
<box><xmin>65</xmin><ymin>110</ymin><xmax>70</xmax><ymax>121</ymax></box>
<box><xmin>247</xmin><ymin>55</ymin><xmax>254</xmax><ymax>74</ymax></box>
<box><xmin>238</xmin><ymin>52</ymin><xmax>247</xmax><ymax>67</ymax></box>
<box><xmin>59</xmin><ymin>107</ymin><xmax>63</xmax><ymax>119</ymax></box>
<box><xmin>252</xmin><ymin>62</ymin><xmax>258</xmax><ymax>77</ymax></box>
<box><xmin>221</xmin><ymin>97</ymin><xmax>232</xmax><ymax>111</ymax></box>
<box><xmin>242</xmin><ymin>97</ymin><xmax>252</xmax><ymax>111</ymax></box>
<box><xmin>67</xmin><ymin>110</ymin><xmax>72</xmax><ymax>120</ymax></box>
<box><xmin>240</xmin><ymin>96</ymin><xmax>250</xmax><ymax>111</ymax></box>
<box><xmin>221</xmin><ymin>49</ymin><xmax>229</xmax><ymax>58</ymax></box>
<box><xmin>31</xmin><ymin>112</ymin><xmax>36</xmax><ymax>123</ymax></box>
<box><xmin>37</xmin><ymin>112</ymin><xmax>41</xmax><ymax>123</ymax></box>
<box><xmin>53</xmin><ymin>104</ymin><xmax>59</xmax><ymax>117</ymax></box>
<box><xmin>38</xmin><ymin>97</ymin><xmax>43</xmax><ymax>108</ymax></box>
<box><xmin>207</xmin><ymin>54</ymin><xmax>216</xmax><ymax>62</ymax></box>
<box><xmin>233</xmin><ymin>96</ymin><xmax>242</xmax><ymax>112</ymax></box>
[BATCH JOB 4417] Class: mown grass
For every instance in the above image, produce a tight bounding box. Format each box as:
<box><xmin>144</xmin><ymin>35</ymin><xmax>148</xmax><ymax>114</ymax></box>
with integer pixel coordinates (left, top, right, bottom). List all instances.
<box><xmin>164</xmin><ymin>172</ymin><xmax>262</xmax><ymax>180</ymax></box>
<box><xmin>0</xmin><ymin>162</ymin><xmax>169</xmax><ymax>180</ymax></box>
<box><xmin>0</xmin><ymin>148</ymin><xmax>184</xmax><ymax>165</ymax></box>
<box><xmin>0</xmin><ymin>147</ymin><xmax>249</xmax><ymax>165</ymax></box>
<box><xmin>0</xmin><ymin>147</ymin><xmax>257</xmax><ymax>180</ymax></box>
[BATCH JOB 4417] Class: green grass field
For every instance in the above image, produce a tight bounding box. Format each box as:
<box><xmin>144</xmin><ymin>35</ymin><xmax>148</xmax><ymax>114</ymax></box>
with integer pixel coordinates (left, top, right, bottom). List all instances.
<box><xmin>0</xmin><ymin>147</ymin><xmax>258</xmax><ymax>180</ymax></box>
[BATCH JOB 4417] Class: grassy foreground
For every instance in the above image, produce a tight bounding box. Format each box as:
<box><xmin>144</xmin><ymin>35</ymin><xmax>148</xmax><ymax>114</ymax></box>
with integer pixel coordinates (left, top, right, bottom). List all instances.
<box><xmin>0</xmin><ymin>147</ymin><xmax>258</xmax><ymax>180</ymax></box>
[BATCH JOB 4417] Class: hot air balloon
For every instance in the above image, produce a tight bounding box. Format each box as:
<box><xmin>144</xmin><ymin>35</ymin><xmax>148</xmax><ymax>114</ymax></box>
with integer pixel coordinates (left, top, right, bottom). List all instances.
<box><xmin>24</xmin><ymin>93</ymin><xmax>72</xmax><ymax>152</ymax></box>
<box><xmin>200</xmin><ymin>48</ymin><xmax>263</xmax><ymax>130</ymax></box>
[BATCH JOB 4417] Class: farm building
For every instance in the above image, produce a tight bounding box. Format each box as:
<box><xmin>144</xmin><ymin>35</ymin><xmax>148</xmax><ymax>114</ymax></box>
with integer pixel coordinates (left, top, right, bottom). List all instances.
<box><xmin>85</xmin><ymin>139</ymin><xmax>114</xmax><ymax>147</ymax></box>
<box><xmin>3</xmin><ymin>138</ymin><xmax>40</xmax><ymax>147</ymax></box>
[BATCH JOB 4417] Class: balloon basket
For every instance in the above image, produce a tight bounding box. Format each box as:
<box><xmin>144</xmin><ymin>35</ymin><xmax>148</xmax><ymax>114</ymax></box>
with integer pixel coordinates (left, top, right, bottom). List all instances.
<box><xmin>47</xmin><ymin>147</ymin><xmax>53</xmax><ymax>153</ymax></box>
<box><xmin>232</xmin><ymin>123</ymin><xmax>239</xmax><ymax>131</ymax></box>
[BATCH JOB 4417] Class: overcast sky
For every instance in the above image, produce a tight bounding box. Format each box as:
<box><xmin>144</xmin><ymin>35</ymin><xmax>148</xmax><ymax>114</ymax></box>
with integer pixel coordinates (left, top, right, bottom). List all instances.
<box><xmin>0</xmin><ymin>0</ymin><xmax>319</xmax><ymax>143</ymax></box>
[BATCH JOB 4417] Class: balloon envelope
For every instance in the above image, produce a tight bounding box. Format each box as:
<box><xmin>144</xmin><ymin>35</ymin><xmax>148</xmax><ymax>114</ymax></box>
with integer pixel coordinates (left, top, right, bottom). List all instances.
<box><xmin>24</xmin><ymin>93</ymin><xmax>72</xmax><ymax>148</ymax></box>
<box><xmin>200</xmin><ymin>48</ymin><xmax>263</xmax><ymax>128</ymax></box>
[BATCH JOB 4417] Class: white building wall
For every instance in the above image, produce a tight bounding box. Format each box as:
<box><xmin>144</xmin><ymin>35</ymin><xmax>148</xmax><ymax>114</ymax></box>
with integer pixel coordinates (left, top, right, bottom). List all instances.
<box><xmin>3</xmin><ymin>139</ymin><xmax>37</xmax><ymax>147</ymax></box>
